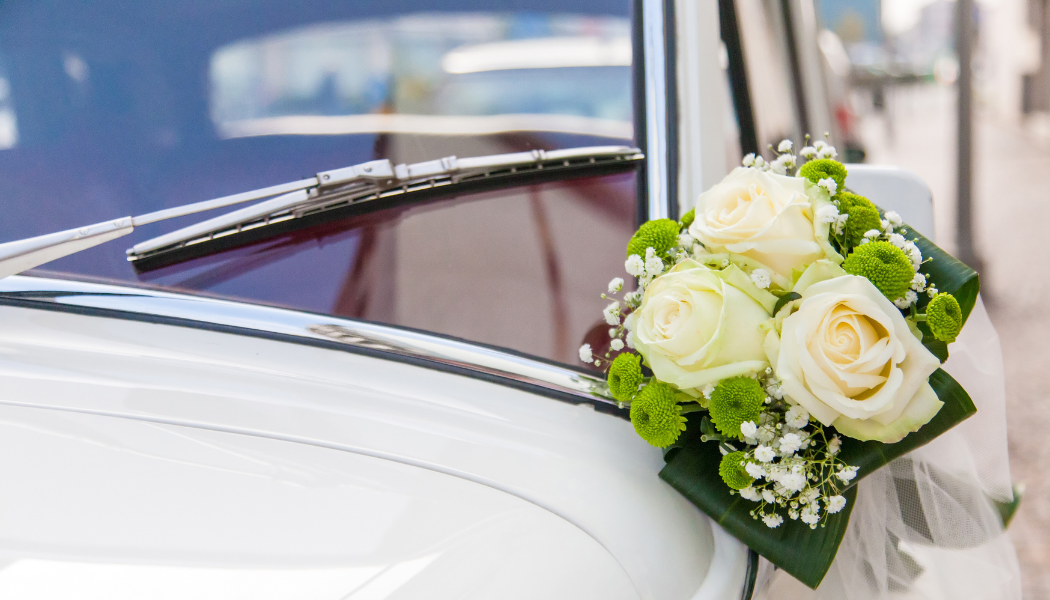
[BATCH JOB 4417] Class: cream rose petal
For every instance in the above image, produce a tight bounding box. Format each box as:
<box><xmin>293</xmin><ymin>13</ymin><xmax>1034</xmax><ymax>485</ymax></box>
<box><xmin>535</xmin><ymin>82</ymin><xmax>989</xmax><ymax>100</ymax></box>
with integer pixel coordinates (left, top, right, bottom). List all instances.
<box><xmin>774</xmin><ymin>275</ymin><xmax>942</xmax><ymax>440</ymax></box>
<box><xmin>634</xmin><ymin>261</ymin><xmax>772</xmax><ymax>390</ymax></box>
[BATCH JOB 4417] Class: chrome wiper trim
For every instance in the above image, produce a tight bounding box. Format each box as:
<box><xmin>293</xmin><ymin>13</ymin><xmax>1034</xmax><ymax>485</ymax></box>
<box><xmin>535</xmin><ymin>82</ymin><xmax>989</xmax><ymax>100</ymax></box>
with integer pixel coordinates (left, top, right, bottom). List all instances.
<box><xmin>126</xmin><ymin>145</ymin><xmax>643</xmax><ymax>264</ymax></box>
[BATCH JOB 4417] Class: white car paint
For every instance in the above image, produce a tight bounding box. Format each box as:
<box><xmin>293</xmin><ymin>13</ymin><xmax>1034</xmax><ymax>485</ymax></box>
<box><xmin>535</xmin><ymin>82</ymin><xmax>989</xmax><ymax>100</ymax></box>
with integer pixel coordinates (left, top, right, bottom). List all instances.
<box><xmin>0</xmin><ymin>295</ymin><xmax>749</xmax><ymax>599</ymax></box>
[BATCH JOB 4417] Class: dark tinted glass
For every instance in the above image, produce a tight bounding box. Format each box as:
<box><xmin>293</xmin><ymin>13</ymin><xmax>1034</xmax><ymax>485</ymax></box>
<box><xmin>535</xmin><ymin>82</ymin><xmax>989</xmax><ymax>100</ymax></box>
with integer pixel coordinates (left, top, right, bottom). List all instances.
<box><xmin>0</xmin><ymin>0</ymin><xmax>632</xmax><ymax>279</ymax></box>
<box><xmin>0</xmin><ymin>0</ymin><xmax>639</xmax><ymax>365</ymax></box>
<box><xmin>136</xmin><ymin>173</ymin><xmax>637</xmax><ymax>365</ymax></box>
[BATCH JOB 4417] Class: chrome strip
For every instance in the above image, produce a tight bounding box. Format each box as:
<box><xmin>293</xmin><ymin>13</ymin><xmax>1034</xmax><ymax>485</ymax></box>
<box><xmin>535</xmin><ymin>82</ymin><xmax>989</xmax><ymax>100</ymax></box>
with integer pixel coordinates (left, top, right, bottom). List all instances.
<box><xmin>642</xmin><ymin>0</ymin><xmax>669</xmax><ymax>222</ymax></box>
<box><xmin>0</xmin><ymin>276</ymin><xmax>618</xmax><ymax>412</ymax></box>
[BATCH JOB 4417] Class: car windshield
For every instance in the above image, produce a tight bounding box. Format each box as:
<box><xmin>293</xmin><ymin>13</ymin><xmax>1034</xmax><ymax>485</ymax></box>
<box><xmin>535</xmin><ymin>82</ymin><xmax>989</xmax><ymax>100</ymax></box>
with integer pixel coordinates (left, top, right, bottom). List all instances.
<box><xmin>0</xmin><ymin>0</ymin><xmax>639</xmax><ymax>367</ymax></box>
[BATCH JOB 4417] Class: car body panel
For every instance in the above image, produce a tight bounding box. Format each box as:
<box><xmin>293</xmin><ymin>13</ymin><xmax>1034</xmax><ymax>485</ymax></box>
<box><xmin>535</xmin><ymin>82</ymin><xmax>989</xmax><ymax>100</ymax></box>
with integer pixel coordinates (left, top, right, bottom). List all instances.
<box><xmin>0</xmin><ymin>289</ymin><xmax>751</xmax><ymax>598</ymax></box>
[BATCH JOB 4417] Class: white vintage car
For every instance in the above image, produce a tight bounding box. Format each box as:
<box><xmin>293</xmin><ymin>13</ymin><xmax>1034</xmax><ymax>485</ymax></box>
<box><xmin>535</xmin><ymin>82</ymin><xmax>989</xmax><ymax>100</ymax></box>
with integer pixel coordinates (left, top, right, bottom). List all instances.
<box><xmin>0</xmin><ymin>1</ymin><xmax>929</xmax><ymax>598</ymax></box>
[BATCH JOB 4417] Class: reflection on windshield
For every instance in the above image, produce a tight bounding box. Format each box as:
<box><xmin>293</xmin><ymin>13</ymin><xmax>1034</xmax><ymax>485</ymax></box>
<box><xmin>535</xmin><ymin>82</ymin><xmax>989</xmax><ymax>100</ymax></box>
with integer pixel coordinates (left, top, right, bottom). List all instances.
<box><xmin>0</xmin><ymin>0</ymin><xmax>635</xmax><ymax>367</ymax></box>
<box><xmin>210</xmin><ymin>14</ymin><xmax>632</xmax><ymax>140</ymax></box>
<box><xmin>138</xmin><ymin>173</ymin><xmax>636</xmax><ymax>366</ymax></box>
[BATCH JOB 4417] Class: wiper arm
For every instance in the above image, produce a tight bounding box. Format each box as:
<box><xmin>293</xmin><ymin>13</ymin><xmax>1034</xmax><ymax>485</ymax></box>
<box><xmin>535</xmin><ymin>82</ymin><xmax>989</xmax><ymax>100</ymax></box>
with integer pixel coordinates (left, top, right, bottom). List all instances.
<box><xmin>126</xmin><ymin>145</ymin><xmax>642</xmax><ymax>270</ymax></box>
<box><xmin>0</xmin><ymin>146</ymin><xmax>641</xmax><ymax>280</ymax></box>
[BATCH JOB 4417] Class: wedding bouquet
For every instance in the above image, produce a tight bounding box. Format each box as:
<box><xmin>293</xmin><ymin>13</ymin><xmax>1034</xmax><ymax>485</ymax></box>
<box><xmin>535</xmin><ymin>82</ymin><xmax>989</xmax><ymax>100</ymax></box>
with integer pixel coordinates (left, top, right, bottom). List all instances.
<box><xmin>582</xmin><ymin>138</ymin><xmax>980</xmax><ymax>588</ymax></box>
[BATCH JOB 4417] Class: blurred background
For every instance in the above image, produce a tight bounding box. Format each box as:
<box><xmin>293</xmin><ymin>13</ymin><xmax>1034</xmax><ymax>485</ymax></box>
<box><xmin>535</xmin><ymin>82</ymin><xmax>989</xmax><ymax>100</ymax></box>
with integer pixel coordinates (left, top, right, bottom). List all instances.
<box><xmin>816</xmin><ymin>0</ymin><xmax>1049</xmax><ymax>595</ymax></box>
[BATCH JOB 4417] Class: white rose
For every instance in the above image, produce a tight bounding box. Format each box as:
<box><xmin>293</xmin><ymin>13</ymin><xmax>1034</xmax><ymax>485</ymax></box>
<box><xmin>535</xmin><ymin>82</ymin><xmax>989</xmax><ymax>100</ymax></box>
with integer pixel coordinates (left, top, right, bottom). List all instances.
<box><xmin>634</xmin><ymin>260</ymin><xmax>776</xmax><ymax>390</ymax></box>
<box><xmin>689</xmin><ymin>167</ymin><xmax>841</xmax><ymax>283</ymax></box>
<box><xmin>766</xmin><ymin>275</ymin><xmax>942</xmax><ymax>443</ymax></box>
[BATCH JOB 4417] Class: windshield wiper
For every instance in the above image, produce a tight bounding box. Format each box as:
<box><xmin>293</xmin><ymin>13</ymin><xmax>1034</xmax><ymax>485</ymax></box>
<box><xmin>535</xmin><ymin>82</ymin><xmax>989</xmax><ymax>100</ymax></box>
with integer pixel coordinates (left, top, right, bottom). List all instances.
<box><xmin>126</xmin><ymin>145</ymin><xmax>642</xmax><ymax>271</ymax></box>
<box><xmin>0</xmin><ymin>146</ymin><xmax>642</xmax><ymax>280</ymax></box>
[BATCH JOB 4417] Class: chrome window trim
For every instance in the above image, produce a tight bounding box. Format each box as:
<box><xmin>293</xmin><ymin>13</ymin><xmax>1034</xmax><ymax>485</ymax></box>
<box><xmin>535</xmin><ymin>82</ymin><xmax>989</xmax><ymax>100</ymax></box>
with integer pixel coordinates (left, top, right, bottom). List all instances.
<box><xmin>0</xmin><ymin>275</ymin><xmax>623</xmax><ymax>417</ymax></box>
<box><xmin>642</xmin><ymin>0</ymin><xmax>673</xmax><ymax>222</ymax></box>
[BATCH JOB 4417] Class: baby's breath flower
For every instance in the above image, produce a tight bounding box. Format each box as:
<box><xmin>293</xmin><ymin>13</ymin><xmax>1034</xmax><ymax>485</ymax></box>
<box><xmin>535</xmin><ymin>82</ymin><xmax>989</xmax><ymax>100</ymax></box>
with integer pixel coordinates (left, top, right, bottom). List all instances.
<box><xmin>836</xmin><ymin>466</ymin><xmax>858</xmax><ymax>483</ymax></box>
<box><xmin>678</xmin><ymin>232</ymin><xmax>695</xmax><ymax>247</ymax></box>
<box><xmin>780</xmin><ymin>471</ymin><xmax>807</xmax><ymax>493</ymax></box>
<box><xmin>761</xmin><ymin>489</ymin><xmax>776</xmax><ymax>503</ymax></box>
<box><xmin>603</xmin><ymin>301</ymin><xmax>621</xmax><ymax>325</ymax></box>
<box><xmin>750</xmin><ymin>268</ymin><xmax>772</xmax><ymax>290</ymax></box>
<box><xmin>800</xmin><ymin>504</ymin><xmax>820</xmax><ymax>526</ymax></box>
<box><xmin>625</xmin><ymin>254</ymin><xmax>645</xmax><ymax>277</ymax></box>
<box><xmin>817</xmin><ymin>177</ymin><xmax>838</xmax><ymax>195</ymax></box>
<box><xmin>778</xmin><ymin>139</ymin><xmax>793</xmax><ymax>152</ymax></box>
<box><xmin>911</xmin><ymin>272</ymin><xmax>927</xmax><ymax>291</ymax></box>
<box><xmin>739</xmin><ymin>486</ymin><xmax>761</xmax><ymax>501</ymax></box>
<box><xmin>863</xmin><ymin>229</ymin><xmax>881</xmax><ymax>240</ymax></box>
<box><xmin>745</xmin><ymin>462</ymin><xmax>766</xmax><ymax>480</ymax></box>
<box><xmin>899</xmin><ymin>289</ymin><xmax>919</xmax><ymax>308</ymax></box>
<box><xmin>644</xmin><ymin>248</ymin><xmax>665</xmax><ymax>276</ymax></box>
<box><xmin>578</xmin><ymin>344</ymin><xmax>593</xmax><ymax>363</ymax></box>
<box><xmin>742</xmin><ymin>153</ymin><xmax>756</xmax><ymax>167</ymax></box>
<box><xmin>828</xmin><ymin>435</ymin><xmax>841</xmax><ymax>455</ymax></box>
<box><xmin>778</xmin><ymin>433</ymin><xmax>803</xmax><ymax>455</ymax></box>
<box><xmin>740</xmin><ymin>420</ymin><xmax>759</xmax><ymax>438</ymax></box>
<box><xmin>753</xmin><ymin>155</ymin><xmax>767</xmax><ymax>169</ymax></box>
<box><xmin>817</xmin><ymin>145</ymin><xmax>838</xmax><ymax>159</ymax></box>
<box><xmin>608</xmin><ymin>277</ymin><xmax>624</xmax><ymax>293</ymax></box>
<box><xmin>763</xmin><ymin>513</ymin><xmax>784</xmax><ymax>528</ymax></box>
<box><xmin>610</xmin><ymin>339</ymin><xmax>625</xmax><ymax>351</ymax></box>
<box><xmin>754</xmin><ymin>445</ymin><xmax>776</xmax><ymax>463</ymax></box>
<box><xmin>885</xmin><ymin>211</ymin><xmax>903</xmax><ymax>226</ymax></box>
<box><xmin>624</xmin><ymin>291</ymin><xmax>642</xmax><ymax>306</ymax></box>
<box><xmin>800</xmin><ymin>146</ymin><xmax>817</xmax><ymax>159</ymax></box>
<box><xmin>888</xmin><ymin>233</ymin><xmax>907</xmax><ymax>248</ymax></box>
<box><xmin>816</xmin><ymin>204</ymin><xmax>840</xmax><ymax>225</ymax></box>
<box><xmin>785</xmin><ymin>406</ymin><xmax>809</xmax><ymax>428</ymax></box>
<box><xmin>828</xmin><ymin>495</ymin><xmax>847</xmax><ymax>514</ymax></box>
<box><xmin>625</xmin><ymin>332</ymin><xmax>636</xmax><ymax>349</ymax></box>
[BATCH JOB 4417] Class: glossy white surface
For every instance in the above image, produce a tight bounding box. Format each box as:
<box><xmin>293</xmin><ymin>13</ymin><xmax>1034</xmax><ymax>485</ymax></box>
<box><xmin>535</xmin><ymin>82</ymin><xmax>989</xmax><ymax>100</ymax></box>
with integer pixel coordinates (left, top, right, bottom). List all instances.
<box><xmin>0</xmin><ymin>300</ymin><xmax>749</xmax><ymax>599</ymax></box>
<box><xmin>0</xmin><ymin>406</ymin><xmax>636</xmax><ymax>599</ymax></box>
<box><xmin>845</xmin><ymin>164</ymin><xmax>936</xmax><ymax>240</ymax></box>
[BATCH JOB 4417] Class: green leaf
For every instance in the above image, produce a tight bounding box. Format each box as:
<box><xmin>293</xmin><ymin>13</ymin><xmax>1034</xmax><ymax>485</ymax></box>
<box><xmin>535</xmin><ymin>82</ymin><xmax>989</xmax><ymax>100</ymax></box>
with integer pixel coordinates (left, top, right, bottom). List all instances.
<box><xmin>773</xmin><ymin>292</ymin><xmax>801</xmax><ymax>316</ymax></box>
<box><xmin>659</xmin><ymin>368</ymin><xmax>976</xmax><ymax>589</ymax></box>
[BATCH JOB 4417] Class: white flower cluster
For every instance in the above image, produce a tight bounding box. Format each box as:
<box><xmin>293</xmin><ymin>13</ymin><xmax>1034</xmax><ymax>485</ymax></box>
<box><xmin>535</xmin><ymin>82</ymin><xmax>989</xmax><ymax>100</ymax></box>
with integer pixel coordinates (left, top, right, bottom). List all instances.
<box><xmin>816</xmin><ymin>204</ymin><xmax>849</xmax><ymax>236</ymax></box>
<box><xmin>856</xmin><ymin>212</ymin><xmax>933</xmax><ymax>309</ymax></box>
<box><xmin>742</xmin><ymin>135</ymin><xmax>839</xmax><ymax>181</ymax></box>
<box><xmin>727</xmin><ymin>371</ymin><xmax>855</xmax><ymax>530</ymax></box>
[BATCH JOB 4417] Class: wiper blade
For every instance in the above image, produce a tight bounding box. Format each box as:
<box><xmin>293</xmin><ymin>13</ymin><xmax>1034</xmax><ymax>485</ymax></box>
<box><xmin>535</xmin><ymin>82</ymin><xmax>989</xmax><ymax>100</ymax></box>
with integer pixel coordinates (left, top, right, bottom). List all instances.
<box><xmin>126</xmin><ymin>145</ymin><xmax>642</xmax><ymax>269</ymax></box>
<box><xmin>0</xmin><ymin>146</ymin><xmax>641</xmax><ymax>280</ymax></box>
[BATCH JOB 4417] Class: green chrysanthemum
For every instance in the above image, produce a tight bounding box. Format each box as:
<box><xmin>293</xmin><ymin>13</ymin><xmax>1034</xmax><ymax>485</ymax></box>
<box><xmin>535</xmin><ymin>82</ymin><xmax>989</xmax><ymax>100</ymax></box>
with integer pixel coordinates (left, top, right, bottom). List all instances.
<box><xmin>607</xmin><ymin>353</ymin><xmax>644</xmax><ymax>402</ymax></box>
<box><xmin>626</xmin><ymin>218</ymin><xmax>680</xmax><ymax>260</ymax></box>
<box><xmin>837</xmin><ymin>192</ymin><xmax>882</xmax><ymax>246</ymax></box>
<box><xmin>708</xmin><ymin>377</ymin><xmax>765</xmax><ymax>439</ymax></box>
<box><xmin>842</xmin><ymin>241</ymin><xmax>915</xmax><ymax>302</ymax></box>
<box><xmin>719</xmin><ymin>451</ymin><xmax>755</xmax><ymax>490</ymax></box>
<box><xmin>679</xmin><ymin>208</ymin><xmax>695</xmax><ymax>230</ymax></box>
<box><xmin>926</xmin><ymin>293</ymin><xmax>963</xmax><ymax>343</ymax></box>
<box><xmin>630</xmin><ymin>382</ymin><xmax>687</xmax><ymax>448</ymax></box>
<box><xmin>799</xmin><ymin>158</ymin><xmax>847</xmax><ymax>192</ymax></box>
